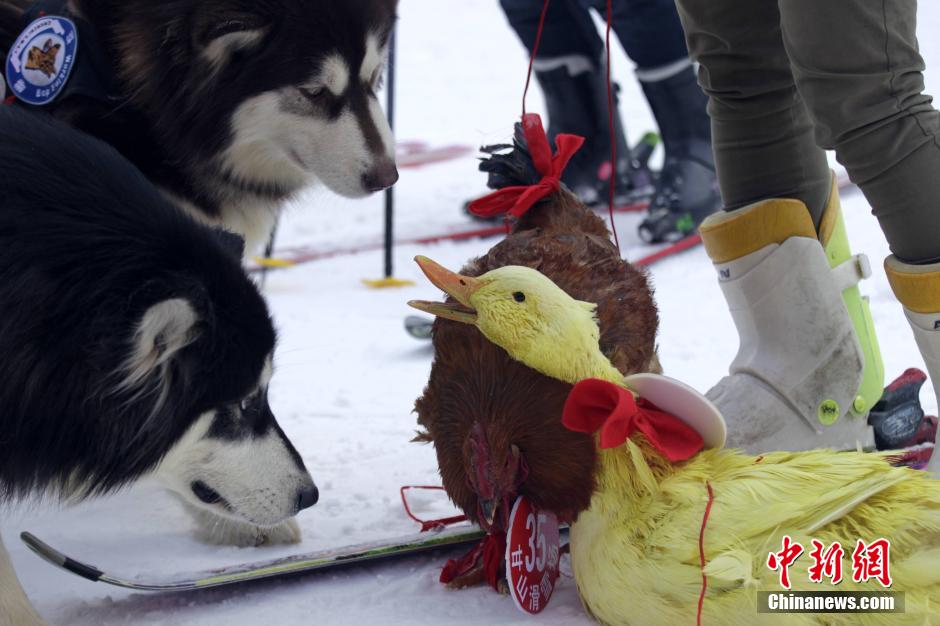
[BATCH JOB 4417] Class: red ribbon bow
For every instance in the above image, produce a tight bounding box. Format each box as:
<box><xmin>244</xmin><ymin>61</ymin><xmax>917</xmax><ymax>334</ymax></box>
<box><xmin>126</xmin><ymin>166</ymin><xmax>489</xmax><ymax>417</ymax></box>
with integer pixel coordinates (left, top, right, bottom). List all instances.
<box><xmin>562</xmin><ymin>378</ymin><xmax>704</xmax><ymax>462</ymax></box>
<box><xmin>468</xmin><ymin>113</ymin><xmax>585</xmax><ymax>219</ymax></box>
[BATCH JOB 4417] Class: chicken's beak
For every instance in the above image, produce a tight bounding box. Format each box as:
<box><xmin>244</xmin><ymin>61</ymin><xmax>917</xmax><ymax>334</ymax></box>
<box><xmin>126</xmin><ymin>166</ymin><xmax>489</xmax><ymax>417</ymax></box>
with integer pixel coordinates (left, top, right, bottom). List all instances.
<box><xmin>479</xmin><ymin>499</ymin><xmax>497</xmax><ymax>527</ymax></box>
<box><xmin>408</xmin><ymin>256</ymin><xmax>483</xmax><ymax>325</ymax></box>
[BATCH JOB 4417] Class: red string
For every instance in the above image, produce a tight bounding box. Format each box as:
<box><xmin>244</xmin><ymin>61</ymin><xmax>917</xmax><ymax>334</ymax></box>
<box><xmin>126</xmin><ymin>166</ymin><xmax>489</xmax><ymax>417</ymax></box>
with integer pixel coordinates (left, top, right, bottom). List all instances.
<box><xmin>522</xmin><ymin>0</ymin><xmax>552</xmax><ymax>117</ymax></box>
<box><xmin>604</xmin><ymin>0</ymin><xmax>620</xmax><ymax>252</ymax></box>
<box><xmin>400</xmin><ymin>486</ymin><xmax>468</xmax><ymax>532</ymax></box>
<box><xmin>517</xmin><ymin>0</ymin><xmax>621</xmax><ymax>250</ymax></box>
<box><xmin>697</xmin><ymin>481</ymin><xmax>715</xmax><ymax>626</ymax></box>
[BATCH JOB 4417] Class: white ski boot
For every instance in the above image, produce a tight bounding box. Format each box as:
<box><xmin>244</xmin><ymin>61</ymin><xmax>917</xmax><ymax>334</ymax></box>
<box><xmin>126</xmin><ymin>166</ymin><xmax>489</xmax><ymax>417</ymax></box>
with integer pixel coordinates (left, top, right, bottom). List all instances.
<box><xmin>885</xmin><ymin>255</ymin><xmax>940</xmax><ymax>475</ymax></box>
<box><xmin>699</xmin><ymin>175</ymin><xmax>883</xmax><ymax>453</ymax></box>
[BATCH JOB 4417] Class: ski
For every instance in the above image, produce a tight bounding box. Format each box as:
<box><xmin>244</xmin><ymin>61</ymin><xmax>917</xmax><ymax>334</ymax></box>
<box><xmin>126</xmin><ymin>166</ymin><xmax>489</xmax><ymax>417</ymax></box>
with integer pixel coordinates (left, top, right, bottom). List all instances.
<box><xmin>632</xmin><ymin>233</ymin><xmax>704</xmax><ymax>267</ymax></box>
<box><xmin>254</xmin><ymin>174</ymin><xmax>856</xmax><ymax>275</ymax></box>
<box><xmin>20</xmin><ymin>525</ymin><xmax>487</xmax><ymax>592</ymax></box>
<box><xmin>396</xmin><ymin>141</ymin><xmax>475</xmax><ymax>169</ymax></box>
<box><xmin>248</xmin><ymin>200</ymin><xmax>649</xmax><ymax>274</ymax></box>
<box><xmin>406</xmin><ymin>315</ymin><xmax>435</xmax><ymax>340</ymax></box>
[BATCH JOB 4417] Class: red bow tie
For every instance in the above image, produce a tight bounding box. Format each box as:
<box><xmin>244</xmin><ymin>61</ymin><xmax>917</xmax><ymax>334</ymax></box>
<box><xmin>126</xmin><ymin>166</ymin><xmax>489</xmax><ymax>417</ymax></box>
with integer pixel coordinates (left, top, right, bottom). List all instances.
<box><xmin>468</xmin><ymin>113</ymin><xmax>584</xmax><ymax>219</ymax></box>
<box><xmin>562</xmin><ymin>378</ymin><xmax>704</xmax><ymax>462</ymax></box>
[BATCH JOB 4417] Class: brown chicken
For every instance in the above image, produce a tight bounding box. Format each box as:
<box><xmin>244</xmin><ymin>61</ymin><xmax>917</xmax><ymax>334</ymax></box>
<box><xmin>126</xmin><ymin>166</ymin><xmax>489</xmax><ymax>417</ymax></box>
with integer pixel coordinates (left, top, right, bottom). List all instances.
<box><xmin>411</xmin><ymin>122</ymin><xmax>659</xmax><ymax>588</ymax></box>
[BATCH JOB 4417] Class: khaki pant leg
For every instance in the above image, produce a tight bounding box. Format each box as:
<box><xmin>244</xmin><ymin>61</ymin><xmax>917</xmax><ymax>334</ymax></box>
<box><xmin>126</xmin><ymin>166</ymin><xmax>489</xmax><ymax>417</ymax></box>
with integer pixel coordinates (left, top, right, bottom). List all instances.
<box><xmin>779</xmin><ymin>0</ymin><xmax>940</xmax><ymax>263</ymax></box>
<box><xmin>674</xmin><ymin>0</ymin><xmax>831</xmax><ymax>224</ymax></box>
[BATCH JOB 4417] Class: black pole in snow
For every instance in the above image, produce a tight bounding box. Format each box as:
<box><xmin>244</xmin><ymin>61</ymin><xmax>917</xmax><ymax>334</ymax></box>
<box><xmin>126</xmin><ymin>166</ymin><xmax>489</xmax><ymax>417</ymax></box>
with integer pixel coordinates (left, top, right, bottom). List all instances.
<box><xmin>383</xmin><ymin>27</ymin><xmax>397</xmax><ymax>279</ymax></box>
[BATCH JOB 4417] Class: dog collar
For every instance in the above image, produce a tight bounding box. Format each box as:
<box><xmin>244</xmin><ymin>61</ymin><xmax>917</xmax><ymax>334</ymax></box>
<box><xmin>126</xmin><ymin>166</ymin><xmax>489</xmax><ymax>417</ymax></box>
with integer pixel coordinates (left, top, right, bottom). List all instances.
<box><xmin>4</xmin><ymin>0</ymin><xmax>122</xmax><ymax>107</ymax></box>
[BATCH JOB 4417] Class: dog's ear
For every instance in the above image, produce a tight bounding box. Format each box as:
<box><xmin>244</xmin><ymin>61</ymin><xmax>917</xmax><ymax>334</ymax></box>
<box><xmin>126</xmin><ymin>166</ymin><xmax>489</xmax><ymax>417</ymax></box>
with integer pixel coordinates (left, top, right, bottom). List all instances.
<box><xmin>120</xmin><ymin>298</ymin><xmax>200</xmax><ymax>394</ymax></box>
<box><xmin>198</xmin><ymin>14</ymin><xmax>268</xmax><ymax>67</ymax></box>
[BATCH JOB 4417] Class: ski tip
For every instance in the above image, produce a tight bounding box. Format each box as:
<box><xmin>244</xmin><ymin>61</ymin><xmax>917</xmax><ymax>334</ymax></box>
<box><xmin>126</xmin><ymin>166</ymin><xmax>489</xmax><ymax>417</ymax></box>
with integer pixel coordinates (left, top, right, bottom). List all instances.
<box><xmin>20</xmin><ymin>532</ymin><xmax>65</xmax><ymax>566</ymax></box>
<box><xmin>20</xmin><ymin>532</ymin><xmax>104</xmax><ymax>582</ymax></box>
<box><xmin>404</xmin><ymin>315</ymin><xmax>434</xmax><ymax>340</ymax></box>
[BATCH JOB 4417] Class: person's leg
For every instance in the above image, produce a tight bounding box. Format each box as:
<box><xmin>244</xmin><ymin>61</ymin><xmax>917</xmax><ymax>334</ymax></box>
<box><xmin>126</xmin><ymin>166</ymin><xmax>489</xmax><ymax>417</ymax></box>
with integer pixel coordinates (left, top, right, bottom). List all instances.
<box><xmin>784</xmin><ymin>0</ymin><xmax>940</xmax><ymax>472</ymax></box>
<box><xmin>501</xmin><ymin>0</ymin><xmax>602</xmax><ymax>62</ymax></box>
<box><xmin>677</xmin><ymin>0</ymin><xmax>884</xmax><ymax>452</ymax></box>
<box><xmin>674</xmin><ymin>0</ymin><xmax>831</xmax><ymax>223</ymax></box>
<box><xmin>581</xmin><ymin>0</ymin><xmax>719</xmax><ymax>241</ymax></box>
<box><xmin>885</xmin><ymin>256</ymin><xmax>940</xmax><ymax>474</ymax></box>
<box><xmin>581</xmin><ymin>0</ymin><xmax>688</xmax><ymax>70</ymax></box>
<box><xmin>778</xmin><ymin>0</ymin><xmax>940</xmax><ymax>264</ymax></box>
<box><xmin>498</xmin><ymin>0</ymin><xmax>635</xmax><ymax>204</ymax></box>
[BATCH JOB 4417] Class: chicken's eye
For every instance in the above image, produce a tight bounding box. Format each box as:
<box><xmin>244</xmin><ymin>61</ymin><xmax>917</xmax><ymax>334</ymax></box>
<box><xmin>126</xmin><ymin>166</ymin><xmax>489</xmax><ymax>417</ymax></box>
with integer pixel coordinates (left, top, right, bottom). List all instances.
<box><xmin>513</xmin><ymin>292</ymin><xmax>526</xmax><ymax>303</ymax></box>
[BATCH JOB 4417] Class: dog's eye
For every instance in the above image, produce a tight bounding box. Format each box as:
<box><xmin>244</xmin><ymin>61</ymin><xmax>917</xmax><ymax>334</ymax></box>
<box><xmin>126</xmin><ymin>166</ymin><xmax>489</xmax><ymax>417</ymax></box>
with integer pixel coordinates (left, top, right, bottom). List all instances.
<box><xmin>203</xmin><ymin>18</ymin><xmax>265</xmax><ymax>44</ymax></box>
<box><xmin>299</xmin><ymin>87</ymin><xmax>328</xmax><ymax>105</ymax></box>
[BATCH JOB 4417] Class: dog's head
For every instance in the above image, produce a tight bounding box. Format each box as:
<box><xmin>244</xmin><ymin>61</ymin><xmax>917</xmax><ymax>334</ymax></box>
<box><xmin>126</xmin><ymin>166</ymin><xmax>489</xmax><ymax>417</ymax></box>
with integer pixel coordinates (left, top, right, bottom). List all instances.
<box><xmin>153</xmin><ymin>354</ymin><xmax>320</xmax><ymax>529</ymax></box>
<box><xmin>81</xmin><ymin>0</ymin><xmax>400</xmax><ymax>199</ymax></box>
<box><xmin>110</xmin><ymin>255</ymin><xmax>317</xmax><ymax>529</ymax></box>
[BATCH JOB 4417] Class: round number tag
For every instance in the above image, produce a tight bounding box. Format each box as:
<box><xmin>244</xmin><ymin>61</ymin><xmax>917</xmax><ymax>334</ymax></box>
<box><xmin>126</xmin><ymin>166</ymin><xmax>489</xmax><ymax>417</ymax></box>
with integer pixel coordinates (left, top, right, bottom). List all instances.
<box><xmin>505</xmin><ymin>496</ymin><xmax>560</xmax><ymax>614</ymax></box>
<box><xmin>5</xmin><ymin>15</ymin><xmax>79</xmax><ymax>106</ymax></box>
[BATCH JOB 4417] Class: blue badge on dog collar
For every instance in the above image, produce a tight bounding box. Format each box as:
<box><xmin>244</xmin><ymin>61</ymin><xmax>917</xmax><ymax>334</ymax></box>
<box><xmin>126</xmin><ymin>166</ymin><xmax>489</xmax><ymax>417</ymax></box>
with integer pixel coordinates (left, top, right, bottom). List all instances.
<box><xmin>5</xmin><ymin>15</ymin><xmax>78</xmax><ymax>106</ymax></box>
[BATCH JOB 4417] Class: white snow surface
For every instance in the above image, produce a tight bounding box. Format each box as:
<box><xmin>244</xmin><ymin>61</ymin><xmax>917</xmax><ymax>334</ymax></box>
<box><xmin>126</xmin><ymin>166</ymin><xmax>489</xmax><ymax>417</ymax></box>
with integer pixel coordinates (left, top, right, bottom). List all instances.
<box><xmin>6</xmin><ymin>2</ymin><xmax>940</xmax><ymax>624</ymax></box>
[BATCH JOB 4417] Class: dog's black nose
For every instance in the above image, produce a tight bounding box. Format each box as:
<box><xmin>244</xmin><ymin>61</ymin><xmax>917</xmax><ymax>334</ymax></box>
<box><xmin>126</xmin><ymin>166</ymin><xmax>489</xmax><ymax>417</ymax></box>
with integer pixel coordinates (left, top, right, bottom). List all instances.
<box><xmin>363</xmin><ymin>160</ymin><xmax>399</xmax><ymax>192</ymax></box>
<box><xmin>297</xmin><ymin>485</ymin><xmax>319</xmax><ymax>511</ymax></box>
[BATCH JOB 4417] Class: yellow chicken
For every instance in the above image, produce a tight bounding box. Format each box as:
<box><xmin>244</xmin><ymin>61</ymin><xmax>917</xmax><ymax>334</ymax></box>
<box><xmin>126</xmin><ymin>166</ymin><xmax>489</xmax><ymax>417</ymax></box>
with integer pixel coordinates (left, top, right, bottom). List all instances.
<box><xmin>410</xmin><ymin>256</ymin><xmax>940</xmax><ymax>625</ymax></box>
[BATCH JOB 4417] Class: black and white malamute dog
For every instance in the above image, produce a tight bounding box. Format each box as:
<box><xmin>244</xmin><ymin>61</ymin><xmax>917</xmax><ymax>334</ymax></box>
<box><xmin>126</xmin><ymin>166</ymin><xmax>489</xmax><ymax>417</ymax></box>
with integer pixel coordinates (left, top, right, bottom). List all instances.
<box><xmin>0</xmin><ymin>107</ymin><xmax>318</xmax><ymax>626</ymax></box>
<box><xmin>0</xmin><ymin>0</ymin><xmax>400</xmax><ymax>252</ymax></box>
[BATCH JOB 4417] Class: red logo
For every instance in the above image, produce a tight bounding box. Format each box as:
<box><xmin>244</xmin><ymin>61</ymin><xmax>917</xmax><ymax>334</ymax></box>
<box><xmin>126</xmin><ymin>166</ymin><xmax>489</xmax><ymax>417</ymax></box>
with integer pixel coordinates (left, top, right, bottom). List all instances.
<box><xmin>851</xmin><ymin>539</ymin><xmax>892</xmax><ymax>588</ymax></box>
<box><xmin>807</xmin><ymin>539</ymin><xmax>845</xmax><ymax>585</ymax></box>
<box><xmin>766</xmin><ymin>536</ymin><xmax>893</xmax><ymax>588</ymax></box>
<box><xmin>766</xmin><ymin>535</ymin><xmax>804</xmax><ymax>589</ymax></box>
<box><xmin>505</xmin><ymin>496</ymin><xmax>560</xmax><ymax>614</ymax></box>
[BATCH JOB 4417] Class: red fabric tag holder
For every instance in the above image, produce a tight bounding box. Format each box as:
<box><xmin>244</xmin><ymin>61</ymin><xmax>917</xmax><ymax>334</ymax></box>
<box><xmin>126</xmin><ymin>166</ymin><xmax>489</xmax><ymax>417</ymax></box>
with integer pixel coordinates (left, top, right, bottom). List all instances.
<box><xmin>467</xmin><ymin>113</ymin><xmax>585</xmax><ymax>219</ymax></box>
<box><xmin>562</xmin><ymin>378</ymin><xmax>704</xmax><ymax>461</ymax></box>
<box><xmin>439</xmin><ymin>532</ymin><xmax>506</xmax><ymax>592</ymax></box>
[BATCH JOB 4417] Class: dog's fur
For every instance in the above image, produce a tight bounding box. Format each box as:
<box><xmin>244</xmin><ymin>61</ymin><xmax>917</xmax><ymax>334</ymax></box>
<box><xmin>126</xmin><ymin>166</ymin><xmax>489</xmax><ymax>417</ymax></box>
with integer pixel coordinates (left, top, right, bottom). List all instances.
<box><xmin>0</xmin><ymin>106</ymin><xmax>318</xmax><ymax>625</ymax></box>
<box><xmin>0</xmin><ymin>0</ymin><xmax>400</xmax><ymax>252</ymax></box>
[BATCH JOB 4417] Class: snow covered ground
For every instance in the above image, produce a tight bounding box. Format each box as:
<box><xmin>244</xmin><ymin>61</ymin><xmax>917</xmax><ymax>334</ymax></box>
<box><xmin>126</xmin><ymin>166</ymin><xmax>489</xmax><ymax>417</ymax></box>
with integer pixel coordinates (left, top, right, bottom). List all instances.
<box><xmin>6</xmin><ymin>1</ymin><xmax>940</xmax><ymax>624</ymax></box>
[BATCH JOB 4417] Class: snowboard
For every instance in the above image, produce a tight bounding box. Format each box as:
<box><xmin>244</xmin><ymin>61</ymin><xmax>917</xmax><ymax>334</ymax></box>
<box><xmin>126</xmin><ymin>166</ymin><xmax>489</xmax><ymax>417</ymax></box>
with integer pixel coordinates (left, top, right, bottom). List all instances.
<box><xmin>20</xmin><ymin>525</ymin><xmax>487</xmax><ymax>592</ymax></box>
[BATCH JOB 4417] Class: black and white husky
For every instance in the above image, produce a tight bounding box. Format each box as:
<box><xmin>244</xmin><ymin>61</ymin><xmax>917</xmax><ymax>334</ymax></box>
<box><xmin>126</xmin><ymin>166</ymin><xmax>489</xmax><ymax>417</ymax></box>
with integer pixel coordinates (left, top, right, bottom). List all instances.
<box><xmin>0</xmin><ymin>107</ymin><xmax>318</xmax><ymax>626</ymax></box>
<box><xmin>0</xmin><ymin>0</ymin><xmax>400</xmax><ymax>253</ymax></box>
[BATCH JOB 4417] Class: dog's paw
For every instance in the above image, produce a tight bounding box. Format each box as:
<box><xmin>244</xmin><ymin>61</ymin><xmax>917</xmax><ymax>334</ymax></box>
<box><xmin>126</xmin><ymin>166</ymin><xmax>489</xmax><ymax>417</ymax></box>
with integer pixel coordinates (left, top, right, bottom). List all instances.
<box><xmin>202</xmin><ymin>517</ymin><xmax>301</xmax><ymax>548</ymax></box>
<box><xmin>183</xmin><ymin>502</ymin><xmax>302</xmax><ymax>547</ymax></box>
<box><xmin>255</xmin><ymin>517</ymin><xmax>303</xmax><ymax>546</ymax></box>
